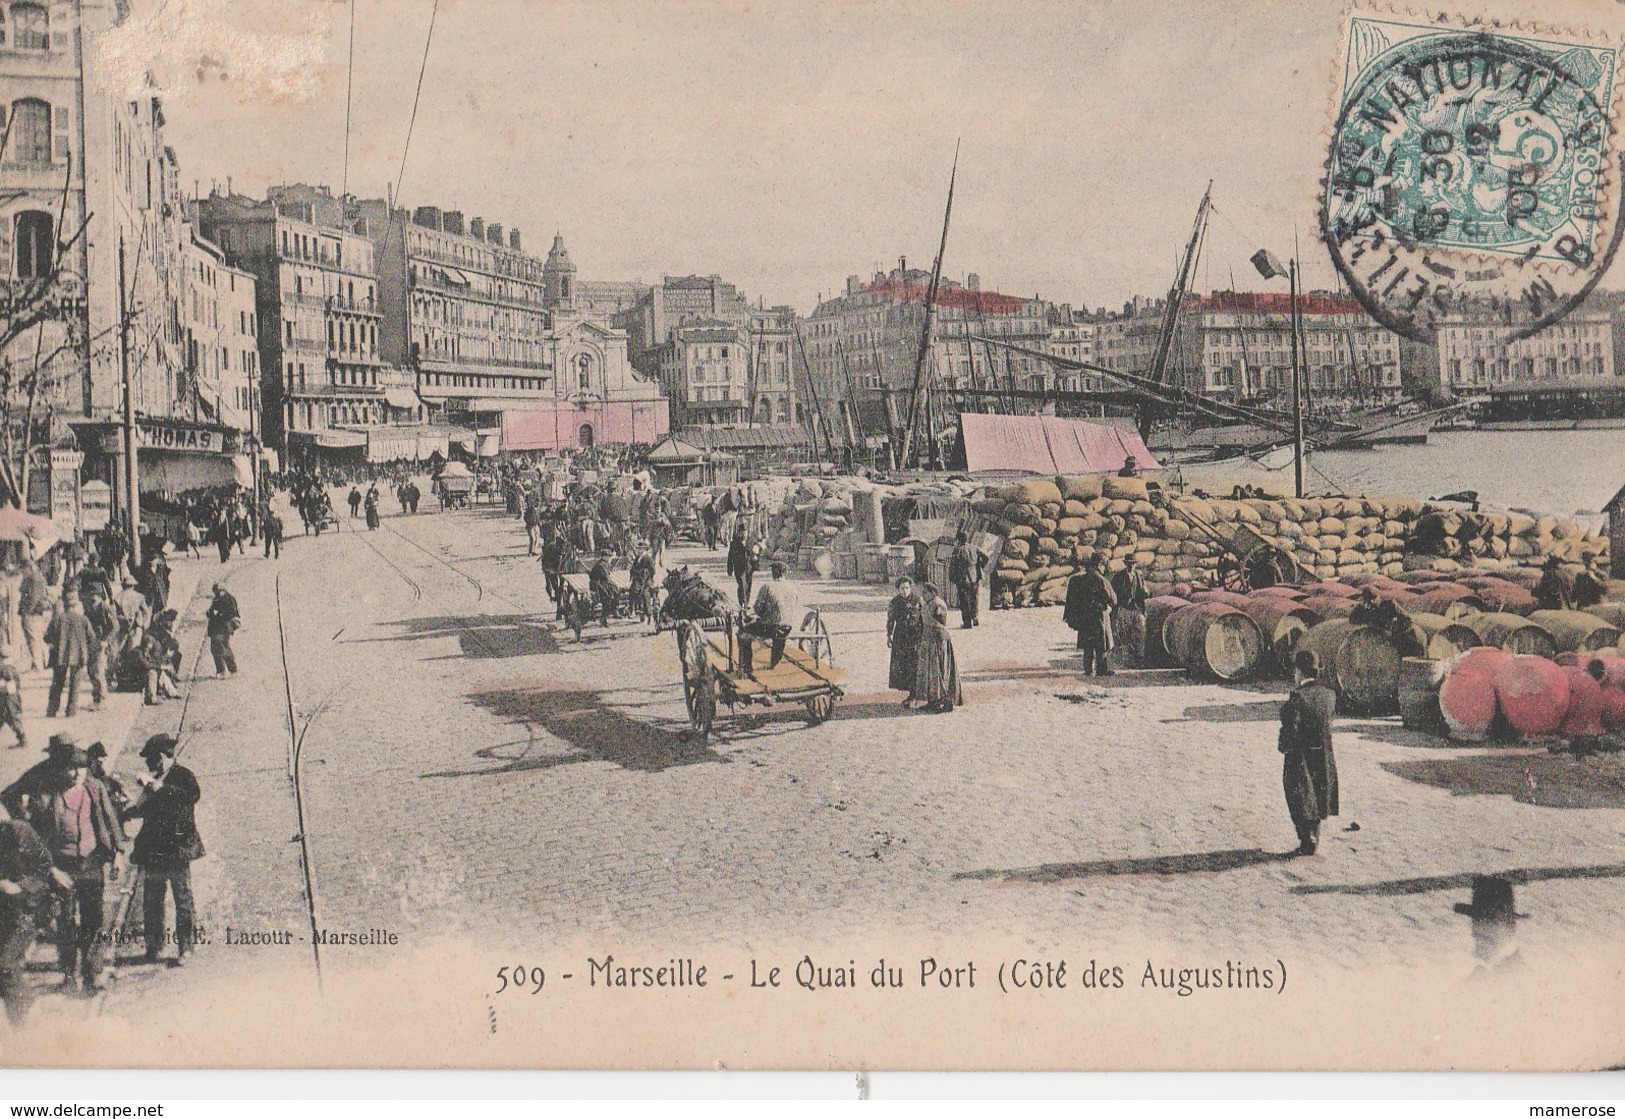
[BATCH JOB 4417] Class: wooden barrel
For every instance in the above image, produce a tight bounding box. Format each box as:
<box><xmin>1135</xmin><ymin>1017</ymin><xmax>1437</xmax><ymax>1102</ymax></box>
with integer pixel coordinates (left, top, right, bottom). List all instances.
<box><xmin>1145</xmin><ymin>596</ymin><xmax>1194</xmax><ymax>665</ymax></box>
<box><xmin>1492</xmin><ymin>655</ymin><xmax>1570</xmax><ymax>737</ymax></box>
<box><xmin>1398</xmin><ymin>657</ymin><xmax>1444</xmax><ymax>732</ymax></box>
<box><xmin>1250</xmin><ymin>585</ymin><xmax>1307</xmax><ymax>601</ymax></box>
<box><xmin>1465</xmin><ymin>611</ymin><xmax>1559</xmax><ymax>658</ymax></box>
<box><xmin>1300</xmin><ymin>619</ymin><xmax>1403</xmax><ymax>714</ymax></box>
<box><xmin>1302</xmin><ymin>581</ymin><xmax>1360</xmax><ymax>599</ymax></box>
<box><xmin>1585</xmin><ymin>602</ymin><xmax>1625</xmax><ymax>629</ymax></box>
<box><xmin>1163</xmin><ymin>602</ymin><xmax>1266</xmax><ymax>681</ymax></box>
<box><xmin>1408</xmin><ymin>612</ymin><xmax>1482</xmax><ymax>659</ymax></box>
<box><xmin>1529</xmin><ymin>609</ymin><xmax>1623</xmax><ymax>652</ymax></box>
<box><xmin>1412</xmin><ymin>587</ymin><xmax>1487</xmax><ymax>617</ymax></box>
<box><xmin>1498</xmin><ymin>566</ymin><xmax>1545</xmax><ymax>590</ymax></box>
<box><xmin>1440</xmin><ymin>662</ymin><xmax>1499</xmax><ymax>741</ymax></box>
<box><xmin>1237</xmin><ymin>598</ymin><xmax>1317</xmax><ymax>676</ymax></box>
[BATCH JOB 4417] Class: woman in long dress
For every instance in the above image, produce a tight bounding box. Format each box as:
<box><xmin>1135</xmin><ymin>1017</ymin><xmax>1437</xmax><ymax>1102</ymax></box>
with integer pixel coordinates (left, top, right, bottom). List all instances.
<box><xmin>885</xmin><ymin>576</ymin><xmax>925</xmax><ymax>706</ymax></box>
<box><xmin>912</xmin><ymin>585</ymin><xmax>963</xmax><ymax>714</ymax></box>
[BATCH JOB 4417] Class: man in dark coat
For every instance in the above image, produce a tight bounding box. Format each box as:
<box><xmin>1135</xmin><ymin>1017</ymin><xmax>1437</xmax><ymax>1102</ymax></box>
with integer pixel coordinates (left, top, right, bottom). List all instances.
<box><xmin>2</xmin><ymin>734</ymin><xmax>125</xmax><ymax>992</ymax></box>
<box><xmin>1534</xmin><ymin>555</ymin><xmax>1571</xmax><ymax>611</ymax></box>
<box><xmin>947</xmin><ymin>533</ymin><xmax>985</xmax><ymax>630</ymax></box>
<box><xmin>263</xmin><ymin>508</ymin><xmax>284</xmax><ymax>559</ymax></box>
<box><xmin>726</xmin><ymin>527</ymin><xmax>759</xmax><ymax>608</ymax></box>
<box><xmin>1279</xmin><ymin>649</ymin><xmax>1339</xmax><ymax>855</ymax></box>
<box><xmin>1111</xmin><ymin>559</ymin><xmax>1149</xmax><ymax>667</ymax></box>
<box><xmin>0</xmin><ymin>801</ymin><xmax>59</xmax><ymax>1022</ymax></box>
<box><xmin>124</xmin><ymin>734</ymin><xmax>203</xmax><ymax>966</ymax></box>
<box><xmin>1063</xmin><ymin>555</ymin><xmax>1117</xmax><ymax>676</ymax></box>
<box><xmin>886</xmin><ymin>576</ymin><xmax>926</xmax><ymax>705</ymax></box>
<box><xmin>206</xmin><ymin>583</ymin><xmax>240</xmax><ymax>677</ymax></box>
<box><xmin>46</xmin><ymin>591</ymin><xmax>94</xmax><ymax>718</ymax></box>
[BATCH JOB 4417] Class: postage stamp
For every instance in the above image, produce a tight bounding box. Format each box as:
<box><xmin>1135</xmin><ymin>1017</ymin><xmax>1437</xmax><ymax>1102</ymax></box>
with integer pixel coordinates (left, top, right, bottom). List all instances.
<box><xmin>1321</xmin><ymin>5</ymin><xmax>1625</xmax><ymax>341</ymax></box>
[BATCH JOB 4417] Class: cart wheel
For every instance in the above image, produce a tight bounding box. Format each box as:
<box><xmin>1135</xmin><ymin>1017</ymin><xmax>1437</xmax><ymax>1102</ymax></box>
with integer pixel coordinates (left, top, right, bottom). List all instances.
<box><xmin>685</xmin><ymin>671</ymin><xmax>716</xmax><ymax>739</ymax></box>
<box><xmin>804</xmin><ymin>693</ymin><xmax>835</xmax><ymax>726</ymax></box>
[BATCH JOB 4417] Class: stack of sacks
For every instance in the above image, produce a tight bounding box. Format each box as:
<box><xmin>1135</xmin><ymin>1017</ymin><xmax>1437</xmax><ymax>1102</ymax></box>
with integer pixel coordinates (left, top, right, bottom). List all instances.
<box><xmin>1403</xmin><ymin>506</ymin><xmax>1610</xmax><ymax>574</ymax></box>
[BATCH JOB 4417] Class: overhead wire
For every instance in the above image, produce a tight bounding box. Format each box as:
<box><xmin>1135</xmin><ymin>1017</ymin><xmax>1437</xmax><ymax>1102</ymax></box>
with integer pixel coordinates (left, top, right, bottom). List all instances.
<box><xmin>392</xmin><ymin>0</ymin><xmax>441</xmax><ymax>208</ymax></box>
<box><xmin>340</xmin><ymin>0</ymin><xmax>357</xmax><ymax>203</ymax></box>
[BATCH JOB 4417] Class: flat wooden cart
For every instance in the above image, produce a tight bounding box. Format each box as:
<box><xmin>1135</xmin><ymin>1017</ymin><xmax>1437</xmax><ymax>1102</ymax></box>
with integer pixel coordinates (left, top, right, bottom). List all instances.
<box><xmin>674</xmin><ymin>612</ymin><xmax>843</xmax><ymax>740</ymax></box>
<box><xmin>559</xmin><ymin>568</ymin><xmax>640</xmax><ymax>638</ymax></box>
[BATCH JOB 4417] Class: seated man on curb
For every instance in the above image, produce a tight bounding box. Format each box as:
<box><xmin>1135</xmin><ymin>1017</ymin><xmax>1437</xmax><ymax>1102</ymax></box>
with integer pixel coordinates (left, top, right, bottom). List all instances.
<box><xmin>739</xmin><ymin>562</ymin><xmax>814</xmax><ymax>676</ymax></box>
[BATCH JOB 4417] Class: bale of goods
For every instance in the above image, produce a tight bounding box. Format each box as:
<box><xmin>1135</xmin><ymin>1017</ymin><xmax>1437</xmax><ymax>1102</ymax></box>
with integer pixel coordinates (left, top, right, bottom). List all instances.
<box><xmin>1527</xmin><ymin>610</ymin><xmax>1623</xmax><ymax>653</ymax></box>
<box><xmin>1102</xmin><ymin>476</ymin><xmax>1150</xmax><ymax>501</ymax></box>
<box><xmin>1056</xmin><ymin>474</ymin><xmax>1106</xmax><ymax>502</ymax></box>
<box><xmin>1237</xmin><ymin>598</ymin><xmax>1317</xmax><ymax>675</ymax></box>
<box><xmin>1163</xmin><ymin>602</ymin><xmax>1265</xmax><ymax>680</ymax></box>
<box><xmin>1299</xmin><ymin>619</ymin><xmax>1403</xmax><ymax>714</ymax></box>
<box><xmin>1464</xmin><ymin>612</ymin><xmax>1559</xmax><ymax>658</ymax></box>
<box><xmin>1145</xmin><ymin>596</ymin><xmax>1195</xmax><ymax>665</ymax></box>
<box><xmin>1398</xmin><ymin>657</ymin><xmax>1444</xmax><ymax>732</ymax></box>
<box><xmin>1439</xmin><ymin>662</ymin><xmax>1500</xmax><ymax>741</ymax></box>
<box><xmin>1408</xmin><ymin>613</ymin><xmax>1482</xmax><ymax>660</ymax></box>
<box><xmin>1558</xmin><ymin>666</ymin><xmax>1607</xmax><ymax>736</ymax></box>
<box><xmin>1492</xmin><ymin>655</ymin><xmax>1571</xmax><ymax>737</ymax></box>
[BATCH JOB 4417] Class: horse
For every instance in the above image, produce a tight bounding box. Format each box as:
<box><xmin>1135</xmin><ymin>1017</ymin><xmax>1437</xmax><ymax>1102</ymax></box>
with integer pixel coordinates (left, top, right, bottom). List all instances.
<box><xmin>656</xmin><ymin>566</ymin><xmax>728</xmax><ymax>634</ymax></box>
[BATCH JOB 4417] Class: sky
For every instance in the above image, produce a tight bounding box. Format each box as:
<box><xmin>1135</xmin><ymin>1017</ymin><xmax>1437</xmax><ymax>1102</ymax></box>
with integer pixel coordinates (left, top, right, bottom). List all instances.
<box><xmin>99</xmin><ymin>0</ymin><xmax>1617</xmax><ymax>315</ymax></box>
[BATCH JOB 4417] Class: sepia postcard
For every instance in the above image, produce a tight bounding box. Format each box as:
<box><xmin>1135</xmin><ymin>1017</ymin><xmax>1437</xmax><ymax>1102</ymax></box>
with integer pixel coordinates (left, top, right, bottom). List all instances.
<box><xmin>0</xmin><ymin>0</ymin><xmax>1622</xmax><ymax>1073</ymax></box>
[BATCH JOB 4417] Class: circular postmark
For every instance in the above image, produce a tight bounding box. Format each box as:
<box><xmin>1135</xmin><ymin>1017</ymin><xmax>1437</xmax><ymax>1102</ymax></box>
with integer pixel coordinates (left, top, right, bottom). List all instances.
<box><xmin>1322</xmin><ymin>28</ymin><xmax>1623</xmax><ymax>342</ymax></box>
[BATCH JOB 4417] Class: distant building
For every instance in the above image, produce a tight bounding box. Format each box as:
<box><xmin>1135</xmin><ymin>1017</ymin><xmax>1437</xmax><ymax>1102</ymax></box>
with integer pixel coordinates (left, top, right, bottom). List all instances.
<box><xmin>199</xmin><ymin>185</ymin><xmax>386</xmax><ymax>463</ymax></box>
<box><xmin>1095</xmin><ymin>290</ymin><xmax>1405</xmax><ymax>407</ymax></box>
<box><xmin>0</xmin><ymin>0</ymin><xmax>259</xmax><ymax>514</ymax></box>
<box><xmin>1435</xmin><ymin>303</ymin><xmax>1617</xmax><ymax>392</ymax></box>
<box><xmin>176</xmin><ymin>226</ymin><xmax>259</xmax><ymax>452</ymax></box>
<box><xmin>802</xmin><ymin>266</ymin><xmax>1054</xmax><ymax>445</ymax></box>
<box><xmin>620</xmin><ymin>274</ymin><xmax>756</xmax><ymax>369</ymax></box>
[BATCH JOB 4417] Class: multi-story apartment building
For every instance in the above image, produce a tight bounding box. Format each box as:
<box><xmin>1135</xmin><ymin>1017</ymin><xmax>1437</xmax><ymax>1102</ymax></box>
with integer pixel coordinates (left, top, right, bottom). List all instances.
<box><xmin>1435</xmin><ymin>304</ymin><xmax>1616</xmax><ymax>392</ymax></box>
<box><xmin>1043</xmin><ymin>308</ymin><xmax>1108</xmax><ymax>393</ymax></box>
<box><xmin>655</xmin><ymin>322</ymin><xmax>748</xmax><ymax>427</ymax></box>
<box><xmin>1095</xmin><ymin>291</ymin><xmax>1405</xmax><ymax>407</ymax></box>
<box><xmin>802</xmin><ymin>267</ymin><xmax>1054</xmax><ymax>445</ymax></box>
<box><xmin>176</xmin><ymin>225</ymin><xmax>258</xmax><ymax>444</ymax></box>
<box><xmin>618</xmin><ymin>273</ymin><xmax>755</xmax><ymax>369</ymax></box>
<box><xmin>199</xmin><ymin>185</ymin><xmax>385</xmax><ymax>460</ymax></box>
<box><xmin>0</xmin><ymin>0</ymin><xmax>256</xmax><ymax>523</ymax></box>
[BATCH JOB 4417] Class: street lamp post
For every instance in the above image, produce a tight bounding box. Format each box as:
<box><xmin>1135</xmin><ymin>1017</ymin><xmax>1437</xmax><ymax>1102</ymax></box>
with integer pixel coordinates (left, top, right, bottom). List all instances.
<box><xmin>1250</xmin><ymin>248</ymin><xmax>1307</xmax><ymax>499</ymax></box>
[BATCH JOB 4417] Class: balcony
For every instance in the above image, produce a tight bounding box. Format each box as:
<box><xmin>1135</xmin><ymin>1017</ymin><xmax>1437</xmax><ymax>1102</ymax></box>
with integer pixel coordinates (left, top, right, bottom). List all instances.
<box><xmin>327</xmin><ymin>295</ymin><xmax>381</xmax><ymax>316</ymax></box>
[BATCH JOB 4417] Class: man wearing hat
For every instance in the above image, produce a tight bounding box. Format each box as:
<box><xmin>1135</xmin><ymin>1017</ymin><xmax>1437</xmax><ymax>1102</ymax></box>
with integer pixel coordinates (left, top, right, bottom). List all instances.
<box><xmin>1278</xmin><ymin>649</ymin><xmax>1340</xmax><ymax>856</ymax></box>
<box><xmin>1456</xmin><ymin>874</ymin><xmax>1527</xmax><ymax>979</ymax></box>
<box><xmin>0</xmin><ymin>652</ymin><xmax>24</xmax><ymax>750</ymax></box>
<box><xmin>0</xmin><ymin>733</ymin><xmax>125</xmax><ymax>992</ymax></box>
<box><xmin>45</xmin><ymin>590</ymin><xmax>94</xmax><ymax>718</ymax></box>
<box><xmin>205</xmin><ymin>583</ymin><xmax>240</xmax><ymax>677</ymax></box>
<box><xmin>124</xmin><ymin>734</ymin><xmax>203</xmax><ymax>966</ymax></box>
<box><xmin>1063</xmin><ymin>553</ymin><xmax>1117</xmax><ymax>676</ymax></box>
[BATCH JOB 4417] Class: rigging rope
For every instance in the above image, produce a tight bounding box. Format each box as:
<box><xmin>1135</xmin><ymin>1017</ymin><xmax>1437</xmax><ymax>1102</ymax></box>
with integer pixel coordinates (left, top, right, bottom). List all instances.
<box><xmin>340</xmin><ymin>0</ymin><xmax>357</xmax><ymax>202</ymax></box>
<box><xmin>393</xmin><ymin>0</ymin><xmax>440</xmax><ymax>206</ymax></box>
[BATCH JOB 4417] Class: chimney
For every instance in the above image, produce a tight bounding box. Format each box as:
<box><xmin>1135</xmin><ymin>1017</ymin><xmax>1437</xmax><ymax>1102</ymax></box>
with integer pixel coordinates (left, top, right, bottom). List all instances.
<box><xmin>443</xmin><ymin>210</ymin><xmax>465</xmax><ymax>236</ymax></box>
<box><xmin>508</xmin><ymin>228</ymin><xmax>522</xmax><ymax>251</ymax></box>
<box><xmin>487</xmin><ymin>223</ymin><xmax>503</xmax><ymax>246</ymax></box>
<box><xmin>967</xmin><ymin>272</ymin><xmax>981</xmax><ymax>291</ymax></box>
<box><xmin>469</xmin><ymin>217</ymin><xmax>485</xmax><ymax>240</ymax></box>
<box><xmin>846</xmin><ymin>274</ymin><xmax>861</xmax><ymax>296</ymax></box>
<box><xmin>413</xmin><ymin>205</ymin><xmax>442</xmax><ymax>231</ymax></box>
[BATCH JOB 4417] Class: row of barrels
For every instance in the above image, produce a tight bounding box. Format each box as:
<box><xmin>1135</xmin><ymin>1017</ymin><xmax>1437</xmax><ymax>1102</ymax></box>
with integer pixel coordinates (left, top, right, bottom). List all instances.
<box><xmin>1403</xmin><ymin>648</ymin><xmax>1625</xmax><ymax>742</ymax></box>
<box><xmin>1143</xmin><ymin>584</ymin><xmax>1624</xmax><ymax>717</ymax></box>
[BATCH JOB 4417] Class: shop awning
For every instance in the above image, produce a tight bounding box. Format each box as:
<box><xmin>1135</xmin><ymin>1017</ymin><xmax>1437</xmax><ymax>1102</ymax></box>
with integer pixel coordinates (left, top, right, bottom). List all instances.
<box><xmin>958</xmin><ymin>413</ymin><xmax>1159</xmax><ymax>475</ymax></box>
<box><xmin>291</xmin><ymin>428</ymin><xmax>368</xmax><ymax>449</ymax></box>
<box><xmin>383</xmin><ymin>387</ymin><xmax>422</xmax><ymax>411</ymax></box>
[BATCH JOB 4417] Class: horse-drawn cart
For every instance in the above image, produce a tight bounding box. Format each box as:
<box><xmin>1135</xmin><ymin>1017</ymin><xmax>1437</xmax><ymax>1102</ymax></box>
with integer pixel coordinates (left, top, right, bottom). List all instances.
<box><xmin>674</xmin><ymin>613</ymin><xmax>843</xmax><ymax>740</ymax></box>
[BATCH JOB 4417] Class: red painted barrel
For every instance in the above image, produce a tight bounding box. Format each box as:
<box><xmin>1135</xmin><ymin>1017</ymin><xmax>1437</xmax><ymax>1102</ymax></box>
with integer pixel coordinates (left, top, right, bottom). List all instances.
<box><xmin>1440</xmin><ymin>664</ymin><xmax>1499</xmax><ymax>741</ymax></box>
<box><xmin>1298</xmin><ymin>596</ymin><xmax>1356</xmax><ymax>623</ymax></box>
<box><xmin>1248</xmin><ymin>585</ymin><xmax>1307</xmax><ymax>601</ymax></box>
<box><xmin>1602</xmin><ymin>687</ymin><xmax>1625</xmax><ymax>731</ymax></box>
<box><xmin>1474</xmin><ymin>582</ymin><xmax>1538</xmax><ymax>615</ymax></box>
<box><xmin>1559</xmin><ymin>666</ymin><xmax>1606</xmax><ymax>736</ymax></box>
<box><xmin>1492</xmin><ymin>655</ymin><xmax>1571</xmax><ymax>737</ymax></box>
<box><xmin>1394</xmin><ymin>570</ymin><xmax>1445</xmax><ymax>585</ymax></box>
<box><xmin>1498</xmin><ymin>567</ymin><xmax>1545</xmax><ymax>590</ymax></box>
<box><xmin>1190</xmin><ymin>589</ymin><xmax>1253</xmax><ymax>609</ymax></box>
<box><xmin>1413</xmin><ymin>587</ymin><xmax>1487</xmax><ymax>618</ymax></box>
<box><xmin>1302</xmin><ymin>581</ymin><xmax>1360</xmax><ymax>599</ymax></box>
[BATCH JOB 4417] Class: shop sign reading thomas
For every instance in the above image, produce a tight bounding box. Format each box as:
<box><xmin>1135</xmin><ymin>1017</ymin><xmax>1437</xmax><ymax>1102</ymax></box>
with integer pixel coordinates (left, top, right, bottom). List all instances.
<box><xmin>134</xmin><ymin>419</ymin><xmax>234</xmax><ymax>455</ymax></box>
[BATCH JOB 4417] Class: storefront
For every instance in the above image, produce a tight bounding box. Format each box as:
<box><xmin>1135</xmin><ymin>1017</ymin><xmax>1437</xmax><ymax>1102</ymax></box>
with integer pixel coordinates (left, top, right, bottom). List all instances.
<box><xmin>498</xmin><ymin>400</ymin><xmax>669</xmax><ymax>453</ymax></box>
<box><xmin>75</xmin><ymin>417</ymin><xmax>250</xmax><ymax>506</ymax></box>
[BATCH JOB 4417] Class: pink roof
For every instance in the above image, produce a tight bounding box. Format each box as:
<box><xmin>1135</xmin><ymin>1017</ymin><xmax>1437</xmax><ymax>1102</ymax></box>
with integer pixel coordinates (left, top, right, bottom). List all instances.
<box><xmin>959</xmin><ymin>413</ymin><xmax>1159</xmax><ymax>475</ymax></box>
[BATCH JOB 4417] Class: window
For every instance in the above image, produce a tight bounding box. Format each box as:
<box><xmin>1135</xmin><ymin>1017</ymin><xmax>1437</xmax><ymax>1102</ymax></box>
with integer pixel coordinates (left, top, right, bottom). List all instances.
<box><xmin>13</xmin><ymin>210</ymin><xmax>52</xmax><ymax>279</ymax></box>
<box><xmin>8</xmin><ymin>99</ymin><xmax>52</xmax><ymax>164</ymax></box>
<box><xmin>12</xmin><ymin>3</ymin><xmax>48</xmax><ymax>50</ymax></box>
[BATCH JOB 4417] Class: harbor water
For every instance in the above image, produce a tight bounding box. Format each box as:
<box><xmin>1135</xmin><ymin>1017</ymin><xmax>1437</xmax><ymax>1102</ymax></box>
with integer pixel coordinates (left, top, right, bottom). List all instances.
<box><xmin>1199</xmin><ymin>429</ymin><xmax>1625</xmax><ymax>519</ymax></box>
